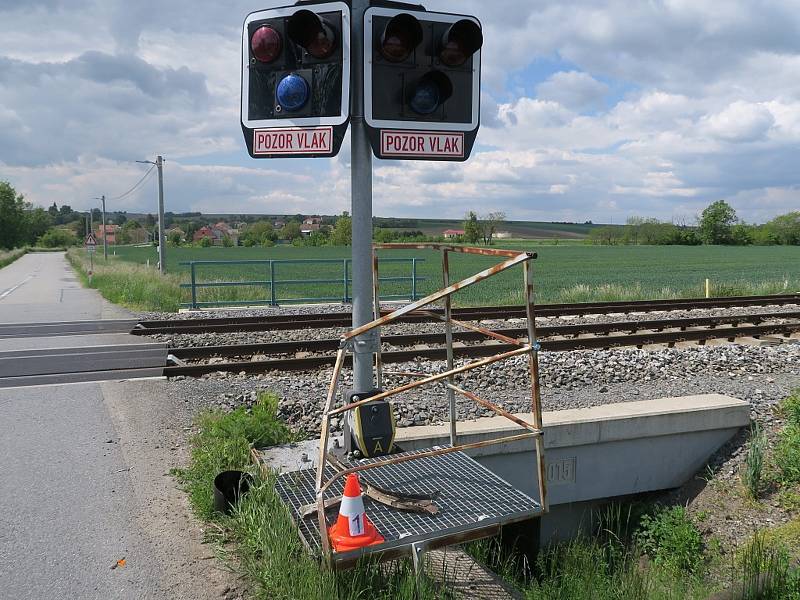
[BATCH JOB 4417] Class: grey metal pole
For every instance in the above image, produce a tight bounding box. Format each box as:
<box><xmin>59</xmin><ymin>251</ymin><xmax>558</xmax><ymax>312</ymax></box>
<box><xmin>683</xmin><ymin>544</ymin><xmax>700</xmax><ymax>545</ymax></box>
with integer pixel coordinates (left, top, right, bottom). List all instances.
<box><xmin>156</xmin><ymin>155</ymin><xmax>166</xmax><ymax>274</ymax></box>
<box><xmin>350</xmin><ymin>0</ymin><xmax>375</xmax><ymax>393</ymax></box>
<box><xmin>101</xmin><ymin>195</ymin><xmax>107</xmax><ymax>260</ymax></box>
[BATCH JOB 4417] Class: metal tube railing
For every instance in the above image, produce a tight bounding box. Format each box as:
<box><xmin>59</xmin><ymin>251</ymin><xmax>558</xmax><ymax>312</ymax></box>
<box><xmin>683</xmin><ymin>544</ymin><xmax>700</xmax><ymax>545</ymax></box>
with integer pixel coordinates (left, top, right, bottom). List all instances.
<box><xmin>315</xmin><ymin>243</ymin><xmax>547</xmax><ymax>564</ymax></box>
<box><xmin>179</xmin><ymin>257</ymin><xmax>425</xmax><ymax>308</ymax></box>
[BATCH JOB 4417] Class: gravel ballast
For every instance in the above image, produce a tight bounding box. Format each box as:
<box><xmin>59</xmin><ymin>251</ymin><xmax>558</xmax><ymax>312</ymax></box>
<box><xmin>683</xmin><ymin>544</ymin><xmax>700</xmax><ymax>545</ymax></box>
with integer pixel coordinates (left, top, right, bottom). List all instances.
<box><xmin>164</xmin><ymin>342</ymin><xmax>800</xmax><ymax>437</ymax></box>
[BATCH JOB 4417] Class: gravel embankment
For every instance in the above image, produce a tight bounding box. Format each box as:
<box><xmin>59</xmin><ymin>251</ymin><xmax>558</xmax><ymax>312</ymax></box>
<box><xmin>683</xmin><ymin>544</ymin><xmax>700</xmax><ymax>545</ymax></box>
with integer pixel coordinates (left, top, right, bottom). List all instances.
<box><xmin>164</xmin><ymin>343</ymin><xmax>800</xmax><ymax>438</ymax></box>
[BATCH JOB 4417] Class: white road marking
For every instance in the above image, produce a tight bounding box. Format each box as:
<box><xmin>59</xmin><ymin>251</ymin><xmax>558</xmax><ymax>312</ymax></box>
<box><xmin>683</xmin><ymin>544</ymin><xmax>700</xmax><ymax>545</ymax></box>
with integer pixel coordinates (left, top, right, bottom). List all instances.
<box><xmin>0</xmin><ymin>275</ymin><xmax>34</xmax><ymax>301</ymax></box>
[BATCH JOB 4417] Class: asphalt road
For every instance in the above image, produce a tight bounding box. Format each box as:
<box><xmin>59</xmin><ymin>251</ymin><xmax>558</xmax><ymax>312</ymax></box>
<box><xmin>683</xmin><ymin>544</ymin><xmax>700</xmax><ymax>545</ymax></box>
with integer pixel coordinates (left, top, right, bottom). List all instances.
<box><xmin>0</xmin><ymin>383</ymin><xmax>165</xmax><ymax>598</ymax></box>
<box><xmin>0</xmin><ymin>253</ymin><xmax>236</xmax><ymax>598</ymax></box>
<box><xmin>0</xmin><ymin>252</ymin><xmax>130</xmax><ymax>323</ymax></box>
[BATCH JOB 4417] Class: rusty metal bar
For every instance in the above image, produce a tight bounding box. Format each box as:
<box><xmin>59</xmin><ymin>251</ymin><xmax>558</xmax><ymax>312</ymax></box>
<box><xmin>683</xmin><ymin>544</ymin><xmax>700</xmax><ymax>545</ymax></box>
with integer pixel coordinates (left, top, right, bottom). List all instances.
<box><xmin>319</xmin><ymin>431</ymin><xmax>541</xmax><ymax>495</ymax></box>
<box><xmin>327</xmin><ymin>345</ymin><xmax>532</xmax><ymax>417</ymax></box>
<box><xmin>442</xmin><ymin>249</ymin><xmax>457</xmax><ymax>445</ymax></box>
<box><xmin>343</xmin><ymin>252</ymin><xmax>533</xmax><ymax>340</ymax></box>
<box><xmin>374</xmin><ymin>242</ymin><xmax>531</xmax><ymax>258</ymax></box>
<box><xmin>524</xmin><ymin>260</ymin><xmax>548</xmax><ymax>511</ymax></box>
<box><xmin>316</xmin><ymin>348</ymin><xmax>346</xmax><ymax>560</ymax></box>
<box><xmin>314</xmin><ymin>246</ymin><xmax>547</xmax><ymax>566</ymax></box>
<box><xmin>372</xmin><ymin>248</ymin><xmax>384</xmax><ymax>389</ymax></box>
<box><xmin>445</xmin><ymin>383</ymin><xmax>540</xmax><ymax>434</ymax></box>
<box><xmin>418</xmin><ymin>309</ymin><xmax>527</xmax><ymax>347</ymax></box>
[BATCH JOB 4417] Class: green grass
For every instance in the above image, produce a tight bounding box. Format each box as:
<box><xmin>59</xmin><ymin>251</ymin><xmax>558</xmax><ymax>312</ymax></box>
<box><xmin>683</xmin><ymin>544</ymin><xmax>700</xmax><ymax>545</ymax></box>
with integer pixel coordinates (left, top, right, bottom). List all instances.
<box><xmin>109</xmin><ymin>243</ymin><xmax>800</xmax><ymax>310</ymax></box>
<box><xmin>174</xmin><ymin>392</ymin><xmax>447</xmax><ymax>599</ymax></box>
<box><xmin>634</xmin><ymin>506</ymin><xmax>703</xmax><ymax>574</ymax></box>
<box><xmin>773</xmin><ymin>392</ymin><xmax>800</xmax><ymax>489</ymax></box>
<box><xmin>0</xmin><ymin>247</ymin><xmax>28</xmax><ymax>269</ymax></box>
<box><xmin>67</xmin><ymin>248</ymin><xmax>184</xmax><ymax>312</ymax></box>
<box><xmin>743</xmin><ymin>422</ymin><xmax>768</xmax><ymax>500</ymax></box>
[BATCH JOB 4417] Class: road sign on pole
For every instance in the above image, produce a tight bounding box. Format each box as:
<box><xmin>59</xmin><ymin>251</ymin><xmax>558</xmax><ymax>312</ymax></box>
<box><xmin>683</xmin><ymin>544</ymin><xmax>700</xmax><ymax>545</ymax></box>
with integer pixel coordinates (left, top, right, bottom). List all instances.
<box><xmin>84</xmin><ymin>233</ymin><xmax>97</xmax><ymax>251</ymax></box>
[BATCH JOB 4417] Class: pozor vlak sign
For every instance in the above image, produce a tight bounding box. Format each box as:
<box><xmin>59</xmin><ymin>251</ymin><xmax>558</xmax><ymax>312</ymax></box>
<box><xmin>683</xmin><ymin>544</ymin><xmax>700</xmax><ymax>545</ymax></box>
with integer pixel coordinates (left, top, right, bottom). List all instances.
<box><xmin>240</xmin><ymin>1</ymin><xmax>483</xmax><ymax>162</ymax></box>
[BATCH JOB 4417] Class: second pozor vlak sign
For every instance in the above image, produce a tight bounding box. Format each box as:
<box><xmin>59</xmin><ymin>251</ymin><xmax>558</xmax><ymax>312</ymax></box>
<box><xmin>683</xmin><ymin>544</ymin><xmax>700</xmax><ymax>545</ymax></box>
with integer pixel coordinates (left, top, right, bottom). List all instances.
<box><xmin>240</xmin><ymin>1</ymin><xmax>482</xmax><ymax>161</ymax></box>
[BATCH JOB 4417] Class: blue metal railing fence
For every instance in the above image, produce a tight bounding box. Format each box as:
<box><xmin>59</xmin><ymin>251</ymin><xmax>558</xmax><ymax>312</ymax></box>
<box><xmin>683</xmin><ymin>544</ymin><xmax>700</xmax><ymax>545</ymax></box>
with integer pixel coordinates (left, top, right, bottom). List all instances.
<box><xmin>179</xmin><ymin>257</ymin><xmax>424</xmax><ymax>308</ymax></box>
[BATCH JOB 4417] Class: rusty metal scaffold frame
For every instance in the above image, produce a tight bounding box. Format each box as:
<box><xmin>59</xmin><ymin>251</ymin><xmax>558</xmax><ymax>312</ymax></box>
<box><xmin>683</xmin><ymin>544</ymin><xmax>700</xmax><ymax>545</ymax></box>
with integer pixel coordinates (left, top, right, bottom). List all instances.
<box><xmin>315</xmin><ymin>243</ymin><xmax>548</xmax><ymax>565</ymax></box>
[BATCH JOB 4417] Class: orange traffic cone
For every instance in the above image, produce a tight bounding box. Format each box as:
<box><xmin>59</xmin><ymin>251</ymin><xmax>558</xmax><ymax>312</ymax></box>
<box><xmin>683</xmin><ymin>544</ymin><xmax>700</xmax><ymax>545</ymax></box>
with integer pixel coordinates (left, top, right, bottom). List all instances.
<box><xmin>328</xmin><ymin>474</ymin><xmax>384</xmax><ymax>552</ymax></box>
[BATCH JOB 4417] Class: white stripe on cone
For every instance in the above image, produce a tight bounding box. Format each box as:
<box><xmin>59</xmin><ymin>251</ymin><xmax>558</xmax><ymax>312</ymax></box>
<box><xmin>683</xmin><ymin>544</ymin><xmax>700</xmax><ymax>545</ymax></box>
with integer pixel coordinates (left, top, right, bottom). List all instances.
<box><xmin>339</xmin><ymin>494</ymin><xmax>366</xmax><ymax>536</ymax></box>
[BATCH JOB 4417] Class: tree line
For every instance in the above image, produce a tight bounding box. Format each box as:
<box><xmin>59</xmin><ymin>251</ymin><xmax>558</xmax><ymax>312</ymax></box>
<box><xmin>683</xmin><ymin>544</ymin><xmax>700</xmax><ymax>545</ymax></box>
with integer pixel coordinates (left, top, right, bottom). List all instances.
<box><xmin>589</xmin><ymin>200</ymin><xmax>800</xmax><ymax>246</ymax></box>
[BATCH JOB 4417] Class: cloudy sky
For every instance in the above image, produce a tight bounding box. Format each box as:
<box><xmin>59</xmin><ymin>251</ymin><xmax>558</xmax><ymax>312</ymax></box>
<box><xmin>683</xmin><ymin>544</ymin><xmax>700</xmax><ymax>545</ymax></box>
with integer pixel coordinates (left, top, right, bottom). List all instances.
<box><xmin>1</xmin><ymin>0</ymin><xmax>798</xmax><ymax>224</ymax></box>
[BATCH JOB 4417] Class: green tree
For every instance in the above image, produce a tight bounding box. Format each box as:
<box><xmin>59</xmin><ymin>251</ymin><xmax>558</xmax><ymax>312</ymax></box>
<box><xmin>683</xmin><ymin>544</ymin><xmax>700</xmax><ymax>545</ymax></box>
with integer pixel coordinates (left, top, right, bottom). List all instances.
<box><xmin>198</xmin><ymin>236</ymin><xmax>212</xmax><ymax>248</ymax></box>
<box><xmin>463</xmin><ymin>211</ymin><xmax>480</xmax><ymax>244</ymax></box>
<box><xmin>730</xmin><ymin>223</ymin><xmax>753</xmax><ymax>245</ymax></box>
<box><xmin>765</xmin><ymin>211</ymin><xmax>800</xmax><ymax>245</ymax></box>
<box><xmin>698</xmin><ymin>200</ymin><xmax>737</xmax><ymax>244</ymax></box>
<box><xmin>221</xmin><ymin>235</ymin><xmax>234</xmax><ymax>247</ymax></box>
<box><xmin>588</xmin><ymin>225</ymin><xmax>624</xmax><ymax>245</ymax></box>
<box><xmin>0</xmin><ymin>181</ymin><xmax>27</xmax><ymax>249</ymax></box>
<box><xmin>241</xmin><ymin>221</ymin><xmax>277</xmax><ymax>247</ymax></box>
<box><xmin>330</xmin><ymin>214</ymin><xmax>352</xmax><ymax>246</ymax></box>
<box><xmin>37</xmin><ymin>228</ymin><xmax>78</xmax><ymax>248</ymax></box>
<box><xmin>27</xmin><ymin>207</ymin><xmax>53</xmax><ymax>242</ymax></box>
<box><xmin>478</xmin><ymin>211</ymin><xmax>505</xmax><ymax>245</ymax></box>
<box><xmin>167</xmin><ymin>230</ymin><xmax>182</xmax><ymax>246</ymax></box>
<box><xmin>281</xmin><ymin>221</ymin><xmax>302</xmax><ymax>241</ymax></box>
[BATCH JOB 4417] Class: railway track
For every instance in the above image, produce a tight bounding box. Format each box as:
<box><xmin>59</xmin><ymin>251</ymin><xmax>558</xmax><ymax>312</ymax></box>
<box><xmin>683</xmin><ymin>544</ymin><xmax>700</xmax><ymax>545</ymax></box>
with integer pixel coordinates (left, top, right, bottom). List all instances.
<box><xmin>164</xmin><ymin>311</ymin><xmax>800</xmax><ymax>377</ymax></box>
<box><xmin>135</xmin><ymin>293</ymin><xmax>800</xmax><ymax>335</ymax></box>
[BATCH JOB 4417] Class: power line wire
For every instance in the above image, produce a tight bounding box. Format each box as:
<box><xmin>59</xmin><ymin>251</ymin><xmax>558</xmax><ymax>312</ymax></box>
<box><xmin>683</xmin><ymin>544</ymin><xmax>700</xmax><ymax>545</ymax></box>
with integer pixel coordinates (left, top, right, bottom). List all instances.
<box><xmin>107</xmin><ymin>165</ymin><xmax>156</xmax><ymax>201</ymax></box>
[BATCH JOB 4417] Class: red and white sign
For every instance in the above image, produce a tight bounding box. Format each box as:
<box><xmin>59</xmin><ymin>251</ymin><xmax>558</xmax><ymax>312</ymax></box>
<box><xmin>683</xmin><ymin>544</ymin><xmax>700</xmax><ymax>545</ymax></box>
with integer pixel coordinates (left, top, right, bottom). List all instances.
<box><xmin>253</xmin><ymin>126</ymin><xmax>333</xmax><ymax>155</ymax></box>
<box><xmin>84</xmin><ymin>233</ymin><xmax>97</xmax><ymax>247</ymax></box>
<box><xmin>380</xmin><ymin>130</ymin><xmax>465</xmax><ymax>158</ymax></box>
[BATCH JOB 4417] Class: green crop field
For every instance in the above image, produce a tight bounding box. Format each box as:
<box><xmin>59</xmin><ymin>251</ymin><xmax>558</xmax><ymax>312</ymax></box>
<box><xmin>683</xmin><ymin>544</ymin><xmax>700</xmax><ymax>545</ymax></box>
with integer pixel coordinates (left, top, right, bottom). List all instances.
<box><xmin>109</xmin><ymin>243</ymin><xmax>800</xmax><ymax>308</ymax></box>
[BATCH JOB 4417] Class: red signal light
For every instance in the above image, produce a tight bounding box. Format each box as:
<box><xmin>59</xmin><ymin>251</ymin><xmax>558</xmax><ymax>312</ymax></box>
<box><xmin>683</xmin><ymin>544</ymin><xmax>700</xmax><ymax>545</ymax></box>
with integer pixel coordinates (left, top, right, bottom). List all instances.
<box><xmin>288</xmin><ymin>9</ymin><xmax>337</xmax><ymax>59</ymax></box>
<box><xmin>439</xmin><ymin>19</ymin><xmax>482</xmax><ymax>67</ymax></box>
<box><xmin>380</xmin><ymin>13</ymin><xmax>422</xmax><ymax>62</ymax></box>
<box><xmin>251</xmin><ymin>26</ymin><xmax>282</xmax><ymax>63</ymax></box>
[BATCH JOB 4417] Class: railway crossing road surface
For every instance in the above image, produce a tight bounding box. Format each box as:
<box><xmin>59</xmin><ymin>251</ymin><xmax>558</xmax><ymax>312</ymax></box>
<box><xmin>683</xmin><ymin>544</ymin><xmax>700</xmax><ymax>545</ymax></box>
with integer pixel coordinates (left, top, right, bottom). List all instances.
<box><xmin>0</xmin><ymin>252</ymin><xmax>166</xmax><ymax>386</ymax></box>
<box><xmin>0</xmin><ymin>253</ymin><xmax>235</xmax><ymax>598</ymax></box>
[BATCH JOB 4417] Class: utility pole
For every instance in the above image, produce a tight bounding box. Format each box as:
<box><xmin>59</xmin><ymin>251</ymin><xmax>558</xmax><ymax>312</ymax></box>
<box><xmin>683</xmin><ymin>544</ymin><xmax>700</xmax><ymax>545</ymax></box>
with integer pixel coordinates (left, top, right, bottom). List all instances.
<box><xmin>350</xmin><ymin>0</ymin><xmax>375</xmax><ymax>394</ymax></box>
<box><xmin>156</xmin><ymin>155</ymin><xmax>166</xmax><ymax>274</ymax></box>
<box><xmin>95</xmin><ymin>195</ymin><xmax>107</xmax><ymax>260</ymax></box>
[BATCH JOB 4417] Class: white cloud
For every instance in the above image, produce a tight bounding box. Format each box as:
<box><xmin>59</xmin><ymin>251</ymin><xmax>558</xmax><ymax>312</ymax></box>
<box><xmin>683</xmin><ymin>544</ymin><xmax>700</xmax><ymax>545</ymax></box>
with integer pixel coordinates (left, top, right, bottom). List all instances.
<box><xmin>536</xmin><ymin>71</ymin><xmax>609</xmax><ymax>112</ymax></box>
<box><xmin>0</xmin><ymin>0</ymin><xmax>799</xmax><ymax>223</ymax></box>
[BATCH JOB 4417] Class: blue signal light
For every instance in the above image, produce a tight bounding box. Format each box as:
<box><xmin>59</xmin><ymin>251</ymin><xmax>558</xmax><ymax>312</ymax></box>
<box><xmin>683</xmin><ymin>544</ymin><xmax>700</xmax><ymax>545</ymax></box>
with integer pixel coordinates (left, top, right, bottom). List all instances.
<box><xmin>409</xmin><ymin>80</ymin><xmax>440</xmax><ymax>115</ymax></box>
<box><xmin>276</xmin><ymin>73</ymin><xmax>310</xmax><ymax>112</ymax></box>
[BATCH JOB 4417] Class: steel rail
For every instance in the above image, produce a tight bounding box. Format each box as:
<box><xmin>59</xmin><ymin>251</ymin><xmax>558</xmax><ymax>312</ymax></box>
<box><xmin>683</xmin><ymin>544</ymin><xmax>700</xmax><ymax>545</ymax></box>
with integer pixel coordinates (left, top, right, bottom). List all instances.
<box><xmin>168</xmin><ymin>311</ymin><xmax>800</xmax><ymax>360</ymax></box>
<box><xmin>132</xmin><ymin>293</ymin><xmax>800</xmax><ymax>335</ymax></box>
<box><xmin>163</xmin><ymin>320</ymin><xmax>800</xmax><ymax>377</ymax></box>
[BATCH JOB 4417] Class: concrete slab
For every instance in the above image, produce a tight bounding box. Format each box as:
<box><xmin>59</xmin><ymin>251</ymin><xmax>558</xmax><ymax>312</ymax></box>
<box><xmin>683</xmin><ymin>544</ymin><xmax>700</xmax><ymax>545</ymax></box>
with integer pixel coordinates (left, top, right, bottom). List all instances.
<box><xmin>394</xmin><ymin>394</ymin><xmax>750</xmax><ymax>541</ymax></box>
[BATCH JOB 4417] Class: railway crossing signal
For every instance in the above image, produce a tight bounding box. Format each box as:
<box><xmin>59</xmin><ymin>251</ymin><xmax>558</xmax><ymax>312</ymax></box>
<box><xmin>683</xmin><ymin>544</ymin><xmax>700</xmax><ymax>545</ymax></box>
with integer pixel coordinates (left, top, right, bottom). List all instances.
<box><xmin>363</xmin><ymin>6</ymin><xmax>483</xmax><ymax>161</ymax></box>
<box><xmin>240</xmin><ymin>1</ymin><xmax>351</xmax><ymax>158</ymax></box>
<box><xmin>239</xmin><ymin>0</ymin><xmax>483</xmax><ymax>397</ymax></box>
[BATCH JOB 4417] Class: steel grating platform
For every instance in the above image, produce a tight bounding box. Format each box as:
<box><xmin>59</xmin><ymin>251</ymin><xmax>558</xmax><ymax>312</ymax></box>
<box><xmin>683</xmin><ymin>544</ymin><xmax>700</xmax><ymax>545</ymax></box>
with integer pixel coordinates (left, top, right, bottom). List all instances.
<box><xmin>273</xmin><ymin>446</ymin><xmax>542</xmax><ymax>568</ymax></box>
